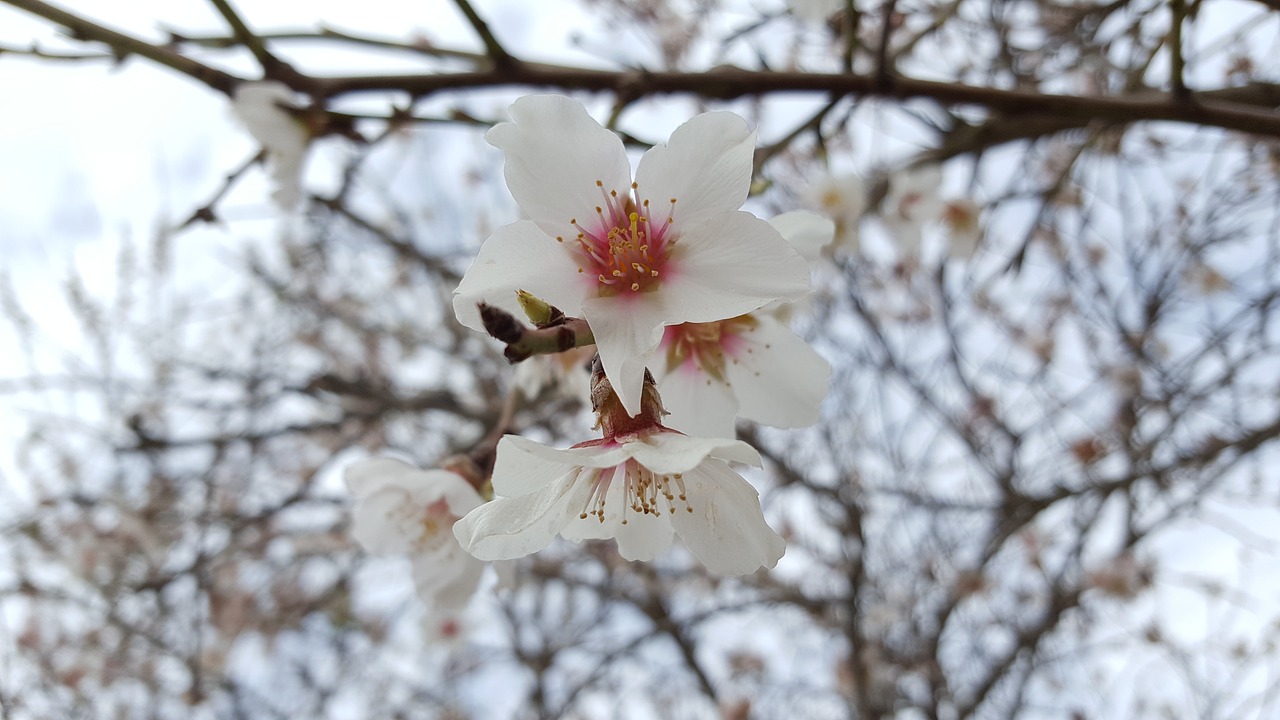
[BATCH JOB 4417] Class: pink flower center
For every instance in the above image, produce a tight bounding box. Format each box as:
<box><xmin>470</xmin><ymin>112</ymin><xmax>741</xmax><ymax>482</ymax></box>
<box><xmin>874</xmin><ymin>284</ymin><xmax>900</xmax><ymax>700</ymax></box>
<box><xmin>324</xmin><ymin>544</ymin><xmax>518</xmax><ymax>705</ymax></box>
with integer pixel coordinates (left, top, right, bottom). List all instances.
<box><xmin>408</xmin><ymin>496</ymin><xmax>458</xmax><ymax>552</ymax></box>
<box><xmin>578</xmin><ymin>458</ymin><xmax>692</xmax><ymax>524</ymax></box>
<box><xmin>661</xmin><ymin>315</ymin><xmax>759</xmax><ymax>383</ymax></box>
<box><xmin>559</xmin><ymin>181</ymin><xmax>677</xmax><ymax>296</ymax></box>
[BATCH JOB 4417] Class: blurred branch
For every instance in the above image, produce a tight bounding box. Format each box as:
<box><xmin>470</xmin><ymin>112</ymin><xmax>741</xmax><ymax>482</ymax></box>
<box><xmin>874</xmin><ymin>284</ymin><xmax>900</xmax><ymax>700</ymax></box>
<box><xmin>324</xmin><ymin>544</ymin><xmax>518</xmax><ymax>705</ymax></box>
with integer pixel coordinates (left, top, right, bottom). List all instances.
<box><xmin>7</xmin><ymin>0</ymin><xmax>1280</xmax><ymax>141</ymax></box>
<box><xmin>207</xmin><ymin>0</ymin><xmax>299</xmax><ymax>83</ymax></box>
<box><xmin>4</xmin><ymin>0</ymin><xmax>241</xmax><ymax>94</ymax></box>
<box><xmin>315</xmin><ymin>68</ymin><xmax>1280</xmax><ymax>139</ymax></box>
<box><xmin>450</xmin><ymin>0</ymin><xmax>516</xmax><ymax>71</ymax></box>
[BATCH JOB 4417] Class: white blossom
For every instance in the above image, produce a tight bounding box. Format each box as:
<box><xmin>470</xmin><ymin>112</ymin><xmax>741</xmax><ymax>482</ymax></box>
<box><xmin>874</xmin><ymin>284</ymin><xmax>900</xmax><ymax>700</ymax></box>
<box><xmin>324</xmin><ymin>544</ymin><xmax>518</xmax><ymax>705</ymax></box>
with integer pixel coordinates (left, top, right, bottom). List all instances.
<box><xmin>642</xmin><ymin>212</ymin><xmax>832</xmax><ymax>437</ymax></box>
<box><xmin>801</xmin><ymin>173</ymin><xmax>866</xmax><ymax>253</ymax></box>
<box><xmin>940</xmin><ymin>198</ymin><xmax>983</xmax><ymax>258</ymax></box>
<box><xmin>453</xmin><ymin>432</ymin><xmax>786</xmax><ymax>576</ymax></box>
<box><xmin>453</xmin><ymin>95</ymin><xmax>811</xmax><ymax>416</ymax></box>
<box><xmin>514</xmin><ymin>345</ymin><xmax>594</xmax><ymax>403</ymax></box>
<box><xmin>345</xmin><ymin>458</ymin><xmax>485</xmax><ymax>610</ymax></box>
<box><xmin>881</xmin><ymin>165</ymin><xmax>945</xmax><ymax>254</ymax></box>
<box><xmin>649</xmin><ymin>313</ymin><xmax>830</xmax><ymax>438</ymax></box>
<box><xmin>791</xmin><ymin>0</ymin><xmax>844</xmax><ymax>24</ymax></box>
<box><xmin>231</xmin><ymin>81</ymin><xmax>310</xmax><ymax>211</ymax></box>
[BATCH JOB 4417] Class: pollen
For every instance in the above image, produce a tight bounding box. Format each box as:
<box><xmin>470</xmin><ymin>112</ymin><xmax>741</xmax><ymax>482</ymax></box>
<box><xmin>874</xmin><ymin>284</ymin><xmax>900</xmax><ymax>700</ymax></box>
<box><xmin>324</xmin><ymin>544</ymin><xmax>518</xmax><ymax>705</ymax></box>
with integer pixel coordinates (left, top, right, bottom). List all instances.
<box><xmin>564</xmin><ymin>181</ymin><xmax>679</xmax><ymax>297</ymax></box>
<box><xmin>661</xmin><ymin>315</ymin><xmax>760</xmax><ymax>383</ymax></box>
<box><xmin>578</xmin><ymin>460</ymin><xmax>693</xmax><ymax>525</ymax></box>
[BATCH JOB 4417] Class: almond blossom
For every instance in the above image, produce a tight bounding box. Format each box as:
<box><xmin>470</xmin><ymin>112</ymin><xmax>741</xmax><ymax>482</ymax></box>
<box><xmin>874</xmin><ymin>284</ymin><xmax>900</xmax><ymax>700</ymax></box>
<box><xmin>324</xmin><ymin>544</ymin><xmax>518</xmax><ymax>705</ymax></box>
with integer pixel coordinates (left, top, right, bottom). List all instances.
<box><xmin>790</xmin><ymin>0</ymin><xmax>844</xmax><ymax>24</ymax></box>
<box><xmin>802</xmin><ymin>173</ymin><xmax>866</xmax><ymax>253</ymax></box>
<box><xmin>452</xmin><ymin>432</ymin><xmax>784</xmax><ymax>575</ymax></box>
<box><xmin>514</xmin><ymin>345</ymin><xmax>595</xmax><ymax>403</ymax></box>
<box><xmin>650</xmin><ymin>313</ymin><xmax>830</xmax><ymax>438</ymax></box>
<box><xmin>646</xmin><ymin>212</ymin><xmax>833</xmax><ymax>437</ymax></box>
<box><xmin>452</xmin><ymin>372</ymin><xmax>786</xmax><ymax>575</ymax></box>
<box><xmin>453</xmin><ymin>95</ymin><xmax>811</xmax><ymax>416</ymax></box>
<box><xmin>880</xmin><ymin>165</ymin><xmax>945</xmax><ymax>254</ymax></box>
<box><xmin>345</xmin><ymin>458</ymin><xmax>485</xmax><ymax>610</ymax></box>
<box><xmin>230</xmin><ymin>81</ymin><xmax>310</xmax><ymax>210</ymax></box>
<box><xmin>940</xmin><ymin>197</ymin><xmax>983</xmax><ymax>258</ymax></box>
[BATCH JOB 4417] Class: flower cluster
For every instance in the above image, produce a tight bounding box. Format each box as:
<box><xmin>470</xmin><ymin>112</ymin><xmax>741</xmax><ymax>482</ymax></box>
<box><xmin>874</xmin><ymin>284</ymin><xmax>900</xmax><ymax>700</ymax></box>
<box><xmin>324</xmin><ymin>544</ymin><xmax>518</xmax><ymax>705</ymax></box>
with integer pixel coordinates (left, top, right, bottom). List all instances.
<box><xmin>879</xmin><ymin>166</ymin><xmax>983</xmax><ymax>259</ymax></box>
<box><xmin>344</xmin><ymin>95</ymin><xmax>836</xmax><ymax>606</ymax></box>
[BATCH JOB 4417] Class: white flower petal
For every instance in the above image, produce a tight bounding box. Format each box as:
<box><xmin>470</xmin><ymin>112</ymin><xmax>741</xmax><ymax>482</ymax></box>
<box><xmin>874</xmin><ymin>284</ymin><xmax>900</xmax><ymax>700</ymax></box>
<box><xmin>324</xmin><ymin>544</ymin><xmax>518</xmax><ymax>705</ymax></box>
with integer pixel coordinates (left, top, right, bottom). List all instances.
<box><xmin>453</xmin><ymin>470</ymin><xmax>591</xmax><ymax>561</ymax></box>
<box><xmin>453</xmin><ymin>221</ymin><xmax>591</xmax><ymax>332</ymax></box>
<box><xmin>345</xmin><ymin>458</ymin><xmax>482</xmax><ymax>517</ymax></box>
<box><xmin>350</xmin><ymin>487</ymin><xmax>418</xmax><ymax>555</ymax></box>
<box><xmin>558</xmin><ymin>465</ymin><xmax>675</xmax><ymax>561</ymax></box>
<box><xmin>485</xmin><ymin>95</ymin><xmax>631</xmax><ymax>239</ymax></box>
<box><xmin>654</xmin><ymin>359</ymin><xmax>740</xmax><ymax>438</ymax></box>
<box><xmin>662</xmin><ymin>212</ymin><xmax>810</xmax><ymax>323</ymax></box>
<box><xmin>231</xmin><ymin>81</ymin><xmax>309</xmax><ymax>211</ymax></box>
<box><xmin>634</xmin><ymin>112</ymin><xmax>754</xmax><ymax>228</ymax></box>
<box><xmin>724</xmin><ymin>316</ymin><xmax>830</xmax><ymax>429</ymax></box>
<box><xmin>581</xmin><ymin>294</ymin><xmax>672</xmax><ymax>416</ymax></box>
<box><xmin>490</xmin><ymin>434</ymin><xmax>586</xmax><ymax>496</ymax></box>
<box><xmin>411</xmin><ymin>548</ymin><xmax>485</xmax><ymax>609</ymax></box>
<box><xmin>611</xmin><ymin>512</ymin><xmax>676</xmax><ymax>561</ymax></box>
<box><xmin>769</xmin><ymin>211</ymin><xmax>836</xmax><ymax>263</ymax></box>
<box><xmin>344</xmin><ymin>457</ymin><xmax>418</xmax><ymax>498</ymax></box>
<box><xmin>632</xmin><ymin>431</ymin><xmax>762</xmax><ymax>473</ymax></box>
<box><xmin>668</xmin><ymin>461</ymin><xmax>785</xmax><ymax>575</ymax></box>
<box><xmin>499</xmin><ymin>434</ymin><xmax>637</xmax><ymax>475</ymax></box>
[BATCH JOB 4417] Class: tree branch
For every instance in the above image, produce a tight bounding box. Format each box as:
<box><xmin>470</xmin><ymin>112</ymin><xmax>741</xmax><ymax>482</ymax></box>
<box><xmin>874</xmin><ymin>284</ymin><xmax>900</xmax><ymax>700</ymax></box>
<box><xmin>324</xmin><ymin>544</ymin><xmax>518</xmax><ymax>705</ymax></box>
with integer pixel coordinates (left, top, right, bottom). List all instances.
<box><xmin>4</xmin><ymin>0</ymin><xmax>241</xmax><ymax>94</ymax></box>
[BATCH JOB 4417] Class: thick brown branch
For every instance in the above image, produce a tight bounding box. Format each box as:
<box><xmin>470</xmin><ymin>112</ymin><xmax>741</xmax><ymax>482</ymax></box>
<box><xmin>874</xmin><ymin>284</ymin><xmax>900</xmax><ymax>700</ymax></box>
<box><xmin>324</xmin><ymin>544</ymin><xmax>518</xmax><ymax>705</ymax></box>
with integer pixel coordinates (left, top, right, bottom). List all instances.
<box><xmin>315</xmin><ymin>67</ymin><xmax>1280</xmax><ymax>139</ymax></box>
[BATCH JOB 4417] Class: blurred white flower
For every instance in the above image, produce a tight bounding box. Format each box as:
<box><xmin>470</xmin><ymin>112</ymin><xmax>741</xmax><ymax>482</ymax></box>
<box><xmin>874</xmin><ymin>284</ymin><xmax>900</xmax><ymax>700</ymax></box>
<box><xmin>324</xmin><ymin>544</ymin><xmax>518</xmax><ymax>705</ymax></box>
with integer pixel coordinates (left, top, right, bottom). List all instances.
<box><xmin>801</xmin><ymin>173</ymin><xmax>866</xmax><ymax>252</ymax></box>
<box><xmin>940</xmin><ymin>198</ymin><xmax>984</xmax><ymax>258</ymax></box>
<box><xmin>345</xmin><ymin>458</ymin><xmax>485</xmax><ymax>610</ymax></box>
<box><xmin>453</xmin><ymin>432</ymin><xmax>785</xmax><ymax>575</ymax></box>
<box><xmin>791</xmin><ymin>0</ymin><xmax>844</xmax><ymax>24</ymax></box>
<box><xmin>231</xmin><ymin>81</ymin><xmax>310</xmax><ymax>211</ymax></box>
<box><xmin>514</xmin><ymin>345</ymin><xmax>594</xmax><ymax>403</ymax></box>
<box><xmin>453</xmin><ymin>94</ymin><xmax>810</xmax><ymax>416</ymax></box>
<box><xmin>770</xmin><ymin>210</ymin><xmax>837</xmax><ymax>263</ymax></box>
<box><xmin>765</xmin><ymin>211</ymin><xmax>836</xmax><ymax>323</ymax></box>
<box><xmin>881</xmin><ymin>165</ymin><xmax>945</xmax><ymax>254</ymax></box>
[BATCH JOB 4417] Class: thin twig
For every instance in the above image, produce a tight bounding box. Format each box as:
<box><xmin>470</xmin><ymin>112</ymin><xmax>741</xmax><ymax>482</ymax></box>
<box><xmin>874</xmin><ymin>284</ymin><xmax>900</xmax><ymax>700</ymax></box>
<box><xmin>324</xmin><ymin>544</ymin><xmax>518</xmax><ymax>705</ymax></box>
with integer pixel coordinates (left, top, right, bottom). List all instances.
<box><xmin>207</xmin><ymin>0</ymin><xmax>289</xmax><ymax>78</ymax></box>
<box><xmin>450</xmin><ymin>0</ymin><xmax>517</xmax><ymax>70</ymax></box>
<box><xmin>1169</xmin><ymin>0</ymin><xmax>1190</xmax><ymax>102</ymax></box>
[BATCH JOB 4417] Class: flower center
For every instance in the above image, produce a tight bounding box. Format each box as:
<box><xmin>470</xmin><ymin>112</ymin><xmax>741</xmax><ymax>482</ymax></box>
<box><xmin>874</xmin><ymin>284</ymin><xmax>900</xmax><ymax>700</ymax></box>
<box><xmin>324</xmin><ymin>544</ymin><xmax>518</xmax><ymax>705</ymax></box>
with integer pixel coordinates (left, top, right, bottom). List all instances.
<box><xmin>661</xmin><ymin>315</ymin><xmax>760</xmax><ymax>383</ymax></box>
<box><xmin>398</xmin><ymin>496</ymin><xmax>457</xmax><ymax>553</ymax></box>
<box><xmin>578</xmin><ymin>460</ymin><xmax>692</xmax><ymax>524</ymax></box>
<box><xmin>560</xmin><ymin>181</ymin><xmax>677</xmax><ymax>296</ymax></box>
